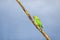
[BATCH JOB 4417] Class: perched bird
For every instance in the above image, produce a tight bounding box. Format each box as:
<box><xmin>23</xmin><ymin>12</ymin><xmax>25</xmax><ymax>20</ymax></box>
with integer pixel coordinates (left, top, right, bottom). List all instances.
<box><xmin>33</xmin><ymin>16</ymin><xmax>43</xmax><ymax>28</ymax></box>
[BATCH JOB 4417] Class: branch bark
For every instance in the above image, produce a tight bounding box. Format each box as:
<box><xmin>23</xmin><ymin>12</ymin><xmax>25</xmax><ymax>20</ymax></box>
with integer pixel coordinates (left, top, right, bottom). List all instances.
<box><xmin>16</xmin><ymin>0</ymin><xmax>50</xmax><ymax>40</ymax></box>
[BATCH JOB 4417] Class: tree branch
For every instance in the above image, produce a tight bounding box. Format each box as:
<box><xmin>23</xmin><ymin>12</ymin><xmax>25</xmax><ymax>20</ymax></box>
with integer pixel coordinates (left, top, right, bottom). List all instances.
<box><xmin>16</xmin><ymin>0</ymin><xmax>50</xmax><ymax>40</ymax></box>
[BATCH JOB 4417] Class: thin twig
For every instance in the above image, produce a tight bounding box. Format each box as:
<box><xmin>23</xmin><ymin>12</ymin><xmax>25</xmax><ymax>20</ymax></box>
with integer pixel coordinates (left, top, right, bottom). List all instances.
<box><xmin>16</xmin><ymin>0</ymin><xmax>50</xmax><ymax>40</ymax></box>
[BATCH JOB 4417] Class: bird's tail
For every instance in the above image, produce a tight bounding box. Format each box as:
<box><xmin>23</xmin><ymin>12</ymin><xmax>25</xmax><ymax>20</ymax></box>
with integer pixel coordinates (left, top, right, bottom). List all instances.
<box><xmin>42</xmin><ymin>25</ymin><xmax>43</xmax><ymax>28</ymax></box>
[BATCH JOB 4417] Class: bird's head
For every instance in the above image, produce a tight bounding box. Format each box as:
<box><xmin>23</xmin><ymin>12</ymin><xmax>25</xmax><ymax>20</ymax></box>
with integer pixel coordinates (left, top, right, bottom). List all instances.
<box><xmin>33</xmin><ymin>16</ymin><xmax>38</xmax><ymax>19</ymax></box>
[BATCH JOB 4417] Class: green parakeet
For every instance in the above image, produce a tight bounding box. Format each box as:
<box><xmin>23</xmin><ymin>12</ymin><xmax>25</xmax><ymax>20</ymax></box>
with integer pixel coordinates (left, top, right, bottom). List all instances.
<box><xmin>33</xmin><ymin>16</ymin><xmax>43</xmax><ymax>28</ymax></box>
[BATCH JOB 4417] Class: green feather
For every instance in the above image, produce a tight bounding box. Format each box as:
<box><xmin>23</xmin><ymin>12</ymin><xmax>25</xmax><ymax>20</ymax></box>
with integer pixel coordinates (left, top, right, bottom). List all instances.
<box><xmin>33</xmin><ymin>16</ymin><xmax>43</xmax><ymax>28</ymax></box>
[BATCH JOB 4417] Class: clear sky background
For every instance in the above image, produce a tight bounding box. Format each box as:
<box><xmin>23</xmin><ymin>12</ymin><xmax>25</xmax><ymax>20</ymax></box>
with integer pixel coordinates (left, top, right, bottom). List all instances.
<box><xmin>0</xmin><ymin>0</ymin><xmax>60</xmax><ymax>40</ymax></box>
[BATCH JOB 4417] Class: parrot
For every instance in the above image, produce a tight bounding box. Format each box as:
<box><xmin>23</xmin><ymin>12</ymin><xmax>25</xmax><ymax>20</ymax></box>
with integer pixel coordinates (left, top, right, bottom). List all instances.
<box><xmin>33</xmin><ymin>16</ymin><xmax>43</xmax><ymax>28</ymax></box>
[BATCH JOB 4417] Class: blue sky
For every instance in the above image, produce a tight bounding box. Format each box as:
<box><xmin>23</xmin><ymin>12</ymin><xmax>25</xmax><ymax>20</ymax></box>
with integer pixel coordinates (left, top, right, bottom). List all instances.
<box><xmin>0</xmin><ymin>0</ymin><xmax>60</xmax><ymax>40</ymax></box>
